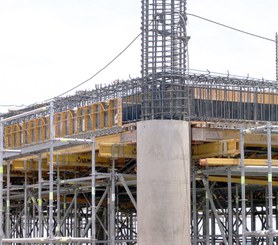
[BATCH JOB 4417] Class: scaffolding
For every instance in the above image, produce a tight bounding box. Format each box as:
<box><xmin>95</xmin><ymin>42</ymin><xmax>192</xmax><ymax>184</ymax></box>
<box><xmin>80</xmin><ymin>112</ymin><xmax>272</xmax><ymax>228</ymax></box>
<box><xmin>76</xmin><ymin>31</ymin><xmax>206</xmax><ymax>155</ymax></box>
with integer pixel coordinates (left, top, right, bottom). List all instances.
<box><xmin>1</xmin><ymin>0</ymin><xmax>278</xmax><ymax>243</ymax></box>
<box><xmin>0</xmin><ymin>103</ymin><xmax>137</xmax><ymax>244</ymax></box>
<box><xmin>192</xmin><ymin>123</ymin><xmax>278</xmax><ymax>244</ymax></box>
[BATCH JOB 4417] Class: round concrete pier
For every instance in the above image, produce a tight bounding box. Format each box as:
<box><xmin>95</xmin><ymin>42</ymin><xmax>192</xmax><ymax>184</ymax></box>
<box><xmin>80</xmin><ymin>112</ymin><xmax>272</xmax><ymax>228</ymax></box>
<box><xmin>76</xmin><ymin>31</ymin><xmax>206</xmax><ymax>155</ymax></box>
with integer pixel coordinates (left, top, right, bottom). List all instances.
<box><xmin>137</xmin><ymin>120</ymin><xmax>191</xmax><ymax>245</ymax></box>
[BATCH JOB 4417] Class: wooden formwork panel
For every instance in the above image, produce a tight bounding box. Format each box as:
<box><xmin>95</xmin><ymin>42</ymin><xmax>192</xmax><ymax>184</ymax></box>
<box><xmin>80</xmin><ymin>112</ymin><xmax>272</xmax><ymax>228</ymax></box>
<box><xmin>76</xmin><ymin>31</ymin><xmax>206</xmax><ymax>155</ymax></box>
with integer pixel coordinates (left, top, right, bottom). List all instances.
<box><xmin>194</xmin><ymin>87</ymin><xmax>278</xmax><ymax>105</ymax></box>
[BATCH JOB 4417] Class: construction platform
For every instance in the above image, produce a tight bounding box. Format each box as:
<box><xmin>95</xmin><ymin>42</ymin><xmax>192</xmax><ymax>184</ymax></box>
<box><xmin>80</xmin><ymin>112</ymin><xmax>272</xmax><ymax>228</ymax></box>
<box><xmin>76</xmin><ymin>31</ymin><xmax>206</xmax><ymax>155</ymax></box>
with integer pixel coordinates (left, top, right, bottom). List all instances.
<box><xmin>0</xmin><ymin>74</ymin><xmax>278</xmax><ymax>244</ymax></box>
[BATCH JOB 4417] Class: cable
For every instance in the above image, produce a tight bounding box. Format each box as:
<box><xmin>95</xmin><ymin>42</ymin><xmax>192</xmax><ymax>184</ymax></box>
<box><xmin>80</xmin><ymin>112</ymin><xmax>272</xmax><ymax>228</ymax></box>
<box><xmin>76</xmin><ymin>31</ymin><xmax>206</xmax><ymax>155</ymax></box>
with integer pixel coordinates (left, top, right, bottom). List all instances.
<box><xmin>0</xmin><ymin>104</ymin><xmax>25</xmax><ymax>108</ymax></box>
<box><xmin>47</xmin><ymin>31</ymin><xmax>142</xmax><ymax>101</ymax></box>
<box><xmin>187</xmin><ymin>13</ymin><xmax>275</xmax><ymax>42</ymax></box>
<box><xmin>45</xmin><ymin>13</ymin><xmax>275</xmax><ymax>101</ymax></box>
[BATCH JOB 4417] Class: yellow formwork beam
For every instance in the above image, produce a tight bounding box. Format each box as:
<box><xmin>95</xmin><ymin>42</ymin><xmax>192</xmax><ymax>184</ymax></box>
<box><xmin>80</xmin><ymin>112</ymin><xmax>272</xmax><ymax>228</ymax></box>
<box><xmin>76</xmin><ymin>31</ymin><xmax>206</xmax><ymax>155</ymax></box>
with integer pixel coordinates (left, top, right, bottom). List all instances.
<box><xmin>11</xmin><ymin>152</ymin><xmax>126</xmax><ymax>172</ymax></box>
<box><xmin>12</xmin><ymin>160</ymin><xmax>49</xmax><ymax>172</ymax></box>
<box><xmin>209</xmin><ymin>176</ymin><xmax>278</xmax><ymax>186</ymax></box>
<box><xmin>200</xmin><ymin>158</ymin><xmax>278</xmax><ymax>166</ymax></box>
<box><xmin>192</xmin><ymin>127</ymin><xmax>278</xmax><ymax>148</ymax></box>
<box><xmin>192</xmin><ymin>139</ymin><xmax>239</xmax><ymax>159</ymax></box>
<box><xmin>99</xmin><ymin>143</ymin><xmax>136</xmax><ymax>159</ymax></box>
<box><xmin>47</xmin><ymin>153</ymin><xmax>117</xmax><ymax>167</ymax></box>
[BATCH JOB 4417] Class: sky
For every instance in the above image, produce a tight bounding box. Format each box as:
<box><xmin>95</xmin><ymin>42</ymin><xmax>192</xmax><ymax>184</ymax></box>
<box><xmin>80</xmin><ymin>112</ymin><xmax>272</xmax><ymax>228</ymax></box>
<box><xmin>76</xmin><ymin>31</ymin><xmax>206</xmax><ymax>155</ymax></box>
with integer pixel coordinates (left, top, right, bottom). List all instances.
<box><xmin>0</xmin><ymin>0</ymin><xmax>277</xmax><ymax>113</ymax></box>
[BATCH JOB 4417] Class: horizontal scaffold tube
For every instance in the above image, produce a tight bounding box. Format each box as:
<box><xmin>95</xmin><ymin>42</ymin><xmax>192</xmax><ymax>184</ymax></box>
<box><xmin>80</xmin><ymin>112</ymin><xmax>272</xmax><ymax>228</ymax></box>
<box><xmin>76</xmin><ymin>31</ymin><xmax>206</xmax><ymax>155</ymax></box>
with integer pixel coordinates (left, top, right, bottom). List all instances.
<box><xmin>2</xmin><ymin>237</ymin><xmax>94</xmax><ymax>244</ymax></box>
<box><xmin>2</xmin><ymin>237</ymin><xmax>137</xmax><ymax>244</ymax></box>
<box><xmin>0</xmin><ymin>106</ymin><xmax>49</xmax><ymax>123</ymax></box>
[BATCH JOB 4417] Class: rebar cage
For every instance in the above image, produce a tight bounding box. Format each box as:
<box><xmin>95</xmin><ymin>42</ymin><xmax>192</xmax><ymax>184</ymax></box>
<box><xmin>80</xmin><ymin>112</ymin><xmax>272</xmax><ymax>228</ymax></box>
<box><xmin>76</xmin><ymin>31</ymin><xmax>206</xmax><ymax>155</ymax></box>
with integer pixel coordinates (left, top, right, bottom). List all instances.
<box><xmin>141</xmin><ymin>0</ymin><xmax>189</xmax><ymax>120</ymax></box>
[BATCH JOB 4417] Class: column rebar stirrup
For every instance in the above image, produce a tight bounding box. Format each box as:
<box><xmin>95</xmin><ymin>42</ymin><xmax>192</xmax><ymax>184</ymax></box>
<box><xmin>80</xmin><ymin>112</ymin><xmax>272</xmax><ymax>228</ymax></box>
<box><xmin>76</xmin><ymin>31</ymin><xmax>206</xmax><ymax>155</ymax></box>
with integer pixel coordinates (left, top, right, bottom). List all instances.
<box><xmin>141</xmin><ymin>0</ymin><xmax>189</xmax><ymax>120</ymax></box>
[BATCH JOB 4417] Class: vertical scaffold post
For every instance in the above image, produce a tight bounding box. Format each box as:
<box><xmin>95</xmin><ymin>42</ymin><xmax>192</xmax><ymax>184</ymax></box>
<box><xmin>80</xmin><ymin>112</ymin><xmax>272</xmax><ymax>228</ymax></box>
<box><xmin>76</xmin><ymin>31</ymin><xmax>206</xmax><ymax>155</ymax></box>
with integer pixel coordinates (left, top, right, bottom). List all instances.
<box><xmin>38</xmin><ymin>154</ymin><xmax>43</xmax><ymax>237</ymax></box>
<box><xmin>228</xmin><ymin>168</ymin><xmax>233</xmax><ymax>245</ymax></box>
<box><xmin>110</xmin><ymin>145</ymin><xmax>116</xmax><ymax>245</ymax></box>
<box><xmin>240</xmin><ymin>127</ymin><xmax>246</xmax><ymax>245</ymax></box>
<box><xmin>5</xmin><ymin>160</ymin><xmax>10</xmax><ymax>238</ymax></box>
<box><xmin>49</xmin><ymin>101</ymin><xmax>54</xmax><ymax>242</ymax></box>
<box><xmin>24</xmin><ymin>160</ymin><xmax>28</xmax><ymax>242</ymax></box>
<box><xmin>235</xmin><ymin>186</ymin><xmax>240</xmax><ymax>245</ymax></box>
<box><xmin>267</xmin><ymin>122</ymin><xmax>273</xmax><ymax>243</ymax></box>
<box><xmin>0</xmin><ymin>118</ymin><xmax>4</xmax><ymax>245</ymax></box>
<box><xmin>56</xmin><ymin>157</ymin><xmax>61</xmax><ymax>236</ymax></box>
<box><xmin>91</xmin><ymin>135</ymin><xmax>96</xmax><ymax>244</ymax></box>
<box><xmin>192</xmin><ymin>168</ymin><xmax>197</xmax><ymax>245</ymax></box>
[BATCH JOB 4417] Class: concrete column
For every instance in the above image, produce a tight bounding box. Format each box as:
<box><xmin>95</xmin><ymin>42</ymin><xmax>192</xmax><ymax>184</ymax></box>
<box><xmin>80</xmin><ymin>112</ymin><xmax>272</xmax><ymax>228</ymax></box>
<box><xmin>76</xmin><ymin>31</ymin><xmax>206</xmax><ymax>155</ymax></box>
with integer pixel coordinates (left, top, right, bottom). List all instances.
<box><xmin>137</xmin><ymin>120</ymin><xmax>191</xmax><ymax>245</ymax></box>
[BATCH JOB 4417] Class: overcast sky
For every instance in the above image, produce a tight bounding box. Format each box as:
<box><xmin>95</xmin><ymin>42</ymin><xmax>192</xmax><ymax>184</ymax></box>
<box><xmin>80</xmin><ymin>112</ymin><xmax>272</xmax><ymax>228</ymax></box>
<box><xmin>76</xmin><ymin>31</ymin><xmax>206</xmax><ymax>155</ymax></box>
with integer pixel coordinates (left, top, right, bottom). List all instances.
<box><xmin>0</xmin><ymin>0</ymin><xmax>277</xmax><ymax>112</ymax></box>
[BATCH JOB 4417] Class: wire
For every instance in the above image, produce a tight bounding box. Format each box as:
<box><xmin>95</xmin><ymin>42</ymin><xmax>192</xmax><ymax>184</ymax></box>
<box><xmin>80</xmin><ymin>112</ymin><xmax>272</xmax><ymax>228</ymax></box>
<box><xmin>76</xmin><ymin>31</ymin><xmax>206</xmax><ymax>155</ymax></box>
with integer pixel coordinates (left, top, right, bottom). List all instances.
<box><xmin>46</xmin><ymin>13</ymin><xmax>276</xmax><ymax>101</ymax></box>
<box><xmin>47</xmin><ymin>31</ymin><xmax>142</xmax><ymax>101</ymax></box>
<box><xmin>187</xmin><ymin>13</ymin><xmax>275</xmax><ymax>42</ymax></box>
<box><xmin>0</xmin><ymin>104</ymin><xmax>25</xmax><ymax>108</ymax></box>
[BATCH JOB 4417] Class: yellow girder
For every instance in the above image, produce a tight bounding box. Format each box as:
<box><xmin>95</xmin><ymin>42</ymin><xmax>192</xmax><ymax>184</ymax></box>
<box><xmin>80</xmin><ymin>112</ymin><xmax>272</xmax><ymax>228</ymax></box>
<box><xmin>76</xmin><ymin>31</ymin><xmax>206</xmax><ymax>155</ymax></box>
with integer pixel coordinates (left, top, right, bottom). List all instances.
<box><xmin>200</xmin><ymin>158</ymin><xmax>278</xmax><ymax>166</ymax></box>
<box><xmin>192</xmin><ymin>139</ymin><xmax>239</xmax><ymax>159</ymax></box>
<box><xmin>209</xmin><ymin>176</ymin><xmax>278</xmax><ymax>186</ymax></box>
<box><xmin>99</xmin><ymin>143</ymin><xmax>136</xmax><ymax>159</ymax></box>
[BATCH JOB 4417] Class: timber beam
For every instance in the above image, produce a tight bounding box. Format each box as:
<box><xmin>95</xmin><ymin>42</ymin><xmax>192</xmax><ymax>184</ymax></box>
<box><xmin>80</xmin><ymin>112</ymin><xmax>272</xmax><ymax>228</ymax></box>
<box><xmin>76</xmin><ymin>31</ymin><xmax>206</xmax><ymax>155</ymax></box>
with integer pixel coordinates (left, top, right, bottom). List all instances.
<box><xmin>209</xmin><ymin>176</ymin><xmax>278</xmax><ymax>186</ymax></box>
<box><xmin>200</xmin><ymin>158</ymin><xmax>278</xmax><ymax>167</ymax></box>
